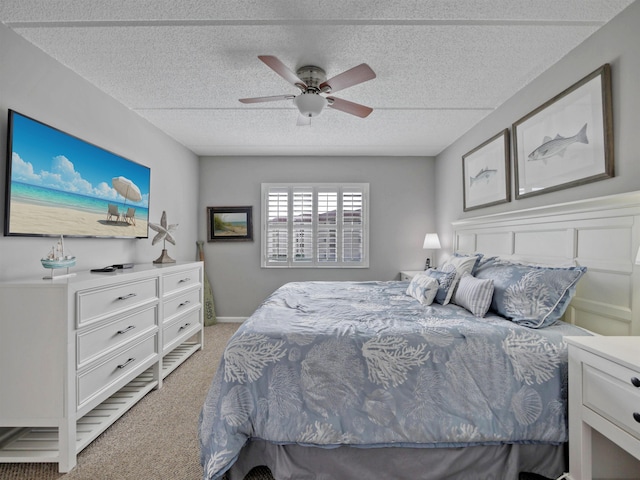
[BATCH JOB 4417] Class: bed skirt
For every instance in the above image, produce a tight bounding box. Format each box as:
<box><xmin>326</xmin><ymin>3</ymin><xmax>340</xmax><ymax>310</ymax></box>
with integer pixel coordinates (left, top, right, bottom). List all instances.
<box><xmin>228</xmin><ymin>440</ymin><xmax>566</xmax><ymax>480</ymax></box>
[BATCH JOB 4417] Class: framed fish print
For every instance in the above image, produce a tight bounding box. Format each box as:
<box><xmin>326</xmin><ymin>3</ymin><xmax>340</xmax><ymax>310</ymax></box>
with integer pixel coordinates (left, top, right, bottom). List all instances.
<box><xmin>462</xmin><ymin>129</ymin><xmax>510</xmax><ymax>211</ymax></box>
<box><xmin>513</xmin><ymin>64</ymin><xmax>613</xmax><ymax>199</ymax></box>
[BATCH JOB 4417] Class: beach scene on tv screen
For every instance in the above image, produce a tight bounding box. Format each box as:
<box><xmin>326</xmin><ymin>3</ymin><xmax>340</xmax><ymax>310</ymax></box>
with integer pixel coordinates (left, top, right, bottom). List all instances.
<box><xmin>7</xmin><ymin>112</ymin><xmax>150</xmax><ymax>238</ymax></box>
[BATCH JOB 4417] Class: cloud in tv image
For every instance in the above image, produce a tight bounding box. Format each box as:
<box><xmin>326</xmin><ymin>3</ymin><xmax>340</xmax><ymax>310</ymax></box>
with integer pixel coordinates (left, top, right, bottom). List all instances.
<box><xmin>6</xmin><ymin>111</ymin><xmax>150</xmax><ymax>238</ymax></box>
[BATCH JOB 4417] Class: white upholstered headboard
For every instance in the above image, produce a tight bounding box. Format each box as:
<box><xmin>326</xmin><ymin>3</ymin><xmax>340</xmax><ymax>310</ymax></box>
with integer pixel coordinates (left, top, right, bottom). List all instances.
<box><xmin>452</xmin><ymin>191</ymin><xmax>640</xmax><ymax>336</ymax></box>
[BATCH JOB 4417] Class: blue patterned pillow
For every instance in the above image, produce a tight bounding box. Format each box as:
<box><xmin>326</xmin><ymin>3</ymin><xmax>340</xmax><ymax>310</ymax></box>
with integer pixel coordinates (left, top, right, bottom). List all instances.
<box><xmin>473</xmin><ymin>254</ymin><xmax>497</xmax><ymax>272</ymax></box>
<box><xmin>422</xmin><ymin>268</ymin><xmax>457</xmax><ymax>305</ymax></box>
<box><xmin>474</xmin><ymin>258</ymin><xmax>586</xmax><ymax>328</ymax></box>
<box><xmin>406</xmin><ymin>273</ymin><xmax>439</xmax><ymax>305</ymax></box>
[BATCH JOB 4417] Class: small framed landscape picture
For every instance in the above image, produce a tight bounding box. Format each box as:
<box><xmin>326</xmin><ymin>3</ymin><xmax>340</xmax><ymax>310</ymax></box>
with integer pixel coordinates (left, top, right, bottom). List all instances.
<box><xmin>207</xmin><ymin>206</ymin><xmax>253</xmax><ymax>242</ymax></box>
<box><xmin>462</xmin><ymin>129</ymin><xmax>511</xmax><ymax>212</ymax></box>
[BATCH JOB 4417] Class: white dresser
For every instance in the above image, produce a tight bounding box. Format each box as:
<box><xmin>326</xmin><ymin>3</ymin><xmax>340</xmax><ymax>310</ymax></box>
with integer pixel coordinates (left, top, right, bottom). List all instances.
<box><xmin>0</xmin><ymin>262</ymin><xmax>203</xmax><ymax>472</ymax></box>
<box><xmin>567</xmin><ymin>336</ymin><xmax>640</xmax><ymax>480</ymax></box>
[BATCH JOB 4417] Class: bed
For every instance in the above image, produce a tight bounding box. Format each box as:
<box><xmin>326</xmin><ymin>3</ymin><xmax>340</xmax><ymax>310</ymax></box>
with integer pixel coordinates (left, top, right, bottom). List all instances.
<box><xmin>199</xmin><ymin>254</ymin><xmax>591</xmax><ymax>480</ymax></box>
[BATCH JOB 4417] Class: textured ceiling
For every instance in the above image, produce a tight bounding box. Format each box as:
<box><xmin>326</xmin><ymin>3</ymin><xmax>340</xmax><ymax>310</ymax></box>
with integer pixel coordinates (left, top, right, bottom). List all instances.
<box><xmin>0</xmin><ymin>1</ymin><xmax>634</xmax><ymax>157</ymax></box>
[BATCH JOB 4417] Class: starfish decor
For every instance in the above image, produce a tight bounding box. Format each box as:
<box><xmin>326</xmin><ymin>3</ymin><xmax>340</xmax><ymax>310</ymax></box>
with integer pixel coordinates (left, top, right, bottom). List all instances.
<box><xmin>150</xmin><ymin>211</ymin><xmax>178</xmax><ymax>263</ymax></box>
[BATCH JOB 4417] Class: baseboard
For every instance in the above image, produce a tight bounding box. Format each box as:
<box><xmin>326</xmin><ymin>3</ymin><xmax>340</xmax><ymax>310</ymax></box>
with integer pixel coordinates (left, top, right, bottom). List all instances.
<box><xmin>215</xmin><ymin>317</ymin><xmax>247</xmax><ymax>323</ymax></box>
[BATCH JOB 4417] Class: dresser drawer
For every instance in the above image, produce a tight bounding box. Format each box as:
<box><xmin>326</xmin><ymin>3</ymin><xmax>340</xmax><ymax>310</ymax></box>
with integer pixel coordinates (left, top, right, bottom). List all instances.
<box><xmin>163</xmin><ymin>268</ymin><xmax>200</xmax><ymax>296</ymax></box>
<box><xmin>77</xmin><ymin>305</ymin><xmax>158</xmax><ymax>367</ymax></box>
<box><xmin>77</xmin><ymin>334</ymin><xmax>157</xmax><ymax>408</ymax></box>
<box><xmin>583</xmin><ymin>363</ymin><xmax>640</xmax><ymax>441</ymax></box>
<box><xmin>163</xmin><ymin>288</ymin><xmax>201</xmax><ymax>323</ymax></box>
<box><xmin>77</xmin><ymin>278</ymin><xmax>158</xmax><ymax>327</ymax></box>
<box><xmin>163</xmin><ymin>309</ymin><xmax>201</xmax><ymax>353</ymax></box>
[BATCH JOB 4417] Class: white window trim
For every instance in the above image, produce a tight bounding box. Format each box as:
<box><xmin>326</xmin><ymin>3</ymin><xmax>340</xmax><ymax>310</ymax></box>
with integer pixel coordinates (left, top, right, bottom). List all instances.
<box><xmin>261</xmin><ymin>183</ymin><xmax>369</xmax><ymax>268</ymax></box>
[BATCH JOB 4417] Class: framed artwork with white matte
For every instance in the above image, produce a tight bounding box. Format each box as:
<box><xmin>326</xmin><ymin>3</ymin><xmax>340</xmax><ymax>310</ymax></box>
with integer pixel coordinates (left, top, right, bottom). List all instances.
<box><xmin>513</xmin><ymin>64</ymin><xmax>614</xmax><ymax>199</ymax></box>
<box><xmin>462</xmin><ymin>129</ymin><xmax>510</xmax><ymax>212</ymax></box>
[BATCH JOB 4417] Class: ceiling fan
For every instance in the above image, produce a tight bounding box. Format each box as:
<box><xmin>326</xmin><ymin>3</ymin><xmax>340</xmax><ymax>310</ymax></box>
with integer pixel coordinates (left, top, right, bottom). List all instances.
<box><xmin>239</xmin><ymin>55</ymin><xmax>376</xmax><ymax>125</ymax></box>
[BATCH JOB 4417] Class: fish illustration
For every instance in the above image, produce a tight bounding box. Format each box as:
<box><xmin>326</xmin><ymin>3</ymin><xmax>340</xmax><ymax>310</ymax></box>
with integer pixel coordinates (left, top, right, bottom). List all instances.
<box><xmin>527</xmin><ymin>123</ymin><xmax>588</xmax><ymax>163</ymax></box>
<box><xmin>470</xmin><ymin>167</ymin><xmax>497</xmax><ymax>186</ymax></box>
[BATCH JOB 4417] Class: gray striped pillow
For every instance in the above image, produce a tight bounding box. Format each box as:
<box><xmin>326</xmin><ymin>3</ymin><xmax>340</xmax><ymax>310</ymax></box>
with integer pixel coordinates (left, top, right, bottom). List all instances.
<box><xmin>453</xmin><ymin>272</ymin><xmax>494</xmax><ymax>317</ymax></box>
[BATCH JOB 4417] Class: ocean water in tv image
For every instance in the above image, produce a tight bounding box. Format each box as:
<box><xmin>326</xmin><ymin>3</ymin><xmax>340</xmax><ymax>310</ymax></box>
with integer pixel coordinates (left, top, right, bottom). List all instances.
<box><xmin>8</xmin><ymin>180</ymin><xmax>150</xmax><ymax>237</ymax></box>
<box><xmin>11</xmin><ymin>181</ymin><xmax>149</xmax><ymax>219</ymax></box>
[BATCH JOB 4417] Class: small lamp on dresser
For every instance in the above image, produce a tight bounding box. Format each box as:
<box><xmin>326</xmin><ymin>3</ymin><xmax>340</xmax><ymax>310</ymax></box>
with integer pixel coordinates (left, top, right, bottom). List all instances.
<box><xmin>423</xmin><ymin>233</ymin><xmax>441</xmax><ymax>270</ymax></box>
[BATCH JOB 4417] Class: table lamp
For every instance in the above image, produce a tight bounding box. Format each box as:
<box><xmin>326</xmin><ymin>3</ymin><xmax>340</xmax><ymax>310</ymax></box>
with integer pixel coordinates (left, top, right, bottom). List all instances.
<box><xmin>423</xmin><ymin>233</ymin><xmax>441</xmax><ymax>270</ymax></box>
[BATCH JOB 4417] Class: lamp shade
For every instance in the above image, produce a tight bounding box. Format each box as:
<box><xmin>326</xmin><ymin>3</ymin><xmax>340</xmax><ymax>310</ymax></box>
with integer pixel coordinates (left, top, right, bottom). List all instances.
<box><xmin>423</xmin><ymin>233</ymin><xmax>441</xmax><ymax>250</ymax></box>
<box><xmin>294</xmin><ymin>93</ymin><xmax>327</xmax><ymax>117</ymax></box>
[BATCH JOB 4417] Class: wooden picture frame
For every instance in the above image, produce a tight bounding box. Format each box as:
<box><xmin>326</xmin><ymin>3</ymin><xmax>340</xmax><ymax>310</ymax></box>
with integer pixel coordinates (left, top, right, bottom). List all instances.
<box><xmin>207</xmin><ymin>206</ymin><xmax>253</xmax><ymax>242</ymax></box>
<box><xmin>462</xmin><ymin>129</ymin><xmax>511</xmax><ymax>211</ymax></box>
<box><xmin>513</xmin><ymin>64</ymin><xmax>613</xmax><ymax>199</ymax></box>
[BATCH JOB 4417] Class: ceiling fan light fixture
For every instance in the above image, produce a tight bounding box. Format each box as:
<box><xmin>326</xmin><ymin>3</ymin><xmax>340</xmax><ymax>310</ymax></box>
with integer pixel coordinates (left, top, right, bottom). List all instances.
<box><xmin>294</xmin><ymin>93</ymin><xmax>327</xmax><ymax>118</ymax></box>
<box><xmin>241</xmin><ymin>56</ymin><xmax>375</xmax><ymax>124</ymax></box>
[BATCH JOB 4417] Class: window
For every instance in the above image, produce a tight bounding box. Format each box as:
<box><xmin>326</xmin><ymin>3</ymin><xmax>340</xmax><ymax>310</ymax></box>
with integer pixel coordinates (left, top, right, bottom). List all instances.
<box><xmin>262</xmin><ymin>183</ymin><xmax>369</xmax><ymax>268</ymax></box>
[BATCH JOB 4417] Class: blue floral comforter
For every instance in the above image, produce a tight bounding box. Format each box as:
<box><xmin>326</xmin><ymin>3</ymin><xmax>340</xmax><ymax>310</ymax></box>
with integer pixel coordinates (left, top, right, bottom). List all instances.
<box><xmin>199</xmin><ymin>281</ymin><xmax>591</xmax><ymax>479</ymax></box>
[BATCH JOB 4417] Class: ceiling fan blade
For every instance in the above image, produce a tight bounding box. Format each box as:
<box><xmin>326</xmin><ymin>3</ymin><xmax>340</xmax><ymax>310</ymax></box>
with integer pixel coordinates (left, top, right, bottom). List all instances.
<box><xmin>296</xmin><ymin>114</ymin><xmax>311</xmax><ymax>126</ymax></box>
<box><xmin>258</xmin><ymin>55</ymin><xmax>307</xmax><ymax>90</ymax></box>
<box><xmin>239</xmin><ymin>94</ymin><xmax>295</xmax><ymax>104</ymax></box>
<box><xmin>320</xmin><ymin>64</ymin><xmax>376</xmax><ymax>94</ymax></box>
<box><xmin>326</xmin><ymin>97</ymin><xmax>373</xmax><ymax>118</ymax></box>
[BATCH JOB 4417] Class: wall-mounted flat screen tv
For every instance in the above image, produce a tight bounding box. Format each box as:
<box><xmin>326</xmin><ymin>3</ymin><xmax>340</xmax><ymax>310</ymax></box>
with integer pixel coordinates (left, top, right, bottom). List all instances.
<box><xmin>5</xmin><ymin>110</ymin><xmax>150</xmax><ymax>238</ymax></box>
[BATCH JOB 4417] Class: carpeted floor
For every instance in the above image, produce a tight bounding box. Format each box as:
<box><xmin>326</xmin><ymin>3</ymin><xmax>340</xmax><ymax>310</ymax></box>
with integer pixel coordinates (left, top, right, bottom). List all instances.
<box><xmin>0</xmin><ymin>323</ymin><xmax>276</xmax><ymax>480</ymax></box>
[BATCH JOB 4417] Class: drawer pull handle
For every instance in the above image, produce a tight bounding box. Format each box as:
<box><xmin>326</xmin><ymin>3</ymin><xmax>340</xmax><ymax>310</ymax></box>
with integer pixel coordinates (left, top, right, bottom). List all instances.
<box><xmin>178</xmin><ymin>277</ymin><xmax>191</xmax><ymax>283</ymax></box>
<box><xmin>117</xmin><ymin>325</ymin><xmax>136</xmax><ymax>335</ymax></box>
<box><xmin>178</xmin><ymin>300</ymin><xmax>191</xmax><ymax>308</ymax></box>
<box><xmin>179</xmin><ymin>322</ymin><xmax>191</xmax><ymax>331</ymax></box>
<box><xmin>631</xmin><ymin>377</ymin><xmax>640</xmax><ymax>388</ymax></box>
<box><xmin>117</xmin><ymin>357</ymin><xmax>135</xmax><ymax>369</ymax></box>
<box><xmin>117</xmin><ymin>293</ymin><xmax>137</xmax><ymax>301</ymax></box>
<box><xmin>634</xmin><ymin>412</ymin><xmax>640</xmax><ymax>423</ymax></box>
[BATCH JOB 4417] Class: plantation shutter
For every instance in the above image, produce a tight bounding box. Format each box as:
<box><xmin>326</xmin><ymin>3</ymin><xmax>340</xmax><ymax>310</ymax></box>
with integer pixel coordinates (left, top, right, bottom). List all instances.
<box><xmin>262</xmin><ymin>183</ymin><xmax>368</xmax><ymax>268</ymax></box>
<box><xmin>265</xmin><ymin>187</ymin><xmax>289</xmax><ymax>265</ymax></box>
<box><xmin>342</xmin><ymin>187</ymin><xmax>364</xmax><ymax>262</ymax></box>
<box><xmin>317</xmin><ymin>189</ymin><xmax>338</xmax><ymax>263</ymax></box>
<box><xmin>292</xmin><ymin>188</ymin><xmax>313</xmax><ymax>263</ymax></box>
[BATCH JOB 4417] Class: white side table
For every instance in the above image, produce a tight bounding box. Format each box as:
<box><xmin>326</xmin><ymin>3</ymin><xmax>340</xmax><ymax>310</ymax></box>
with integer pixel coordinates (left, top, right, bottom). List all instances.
<box><xmin>399</xmin><ymin>270</ymin><xmax>424</xmax><ymax>281</ymax></box>
<box><xmin>566</xmin><ymin>336</ymin><xmax>640</xmax><ymax>480</ymax></box>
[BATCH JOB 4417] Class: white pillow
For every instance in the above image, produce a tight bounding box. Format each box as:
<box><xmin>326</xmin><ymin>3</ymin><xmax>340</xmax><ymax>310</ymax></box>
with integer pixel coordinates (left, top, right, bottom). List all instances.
<box><xmin>406</xmin><ymin>273</ymin><xmax>439</xmax><ymax>305</ymax></box>
<box><xmin>453</xmin><ymin>272</ymin><xmax>494</xmax><ymax>317</ymax></box>
<box><xmin>441</xmin><ymin>254</ymin><xmax>479</xmax><ymax>276</ymax></box>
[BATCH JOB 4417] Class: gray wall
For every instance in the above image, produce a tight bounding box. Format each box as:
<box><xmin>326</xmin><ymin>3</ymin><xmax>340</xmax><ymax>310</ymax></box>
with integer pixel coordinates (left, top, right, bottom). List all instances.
<box><xmin>0</xmin><ymin>24</ymin><xmax>200</xmax><ymax>281</ymax></box>
<box><xmin>434</xmin><ymin>0</ymin><xmax>640</xmax><ymax>260</ymax></box>
<box><xmin>5</xmin><ymin>0</ymin><xmax>637</xmax><ymax>316</ymax></box>
<box><xmin>199</xmin><ymin>156</ymin><xmax>434</xmax><ymax>318</ymax></box>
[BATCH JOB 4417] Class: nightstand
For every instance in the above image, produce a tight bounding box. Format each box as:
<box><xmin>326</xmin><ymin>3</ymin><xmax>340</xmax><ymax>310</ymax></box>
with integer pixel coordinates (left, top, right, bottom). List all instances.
<box><xmin>566</xmin><ymin>336</ymin><xmax>640</xmax><ymax>480</ymax></box>
<box><xmin>399</xmin><ymin>270</ymin><xmax>423</xmax><ymax>281</ymax></box>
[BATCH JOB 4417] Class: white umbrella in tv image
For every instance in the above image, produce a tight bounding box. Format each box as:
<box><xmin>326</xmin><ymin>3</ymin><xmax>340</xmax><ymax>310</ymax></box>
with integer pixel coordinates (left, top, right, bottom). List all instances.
<box><xmin>5</xmin><ymin>110</ymin><xmax>150</xmax><ymax>239</ymax></box>
<box><xmin>111</xmin><ymin>176</ymin><xmax>143</xmax><ymax>225</ymax></box>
